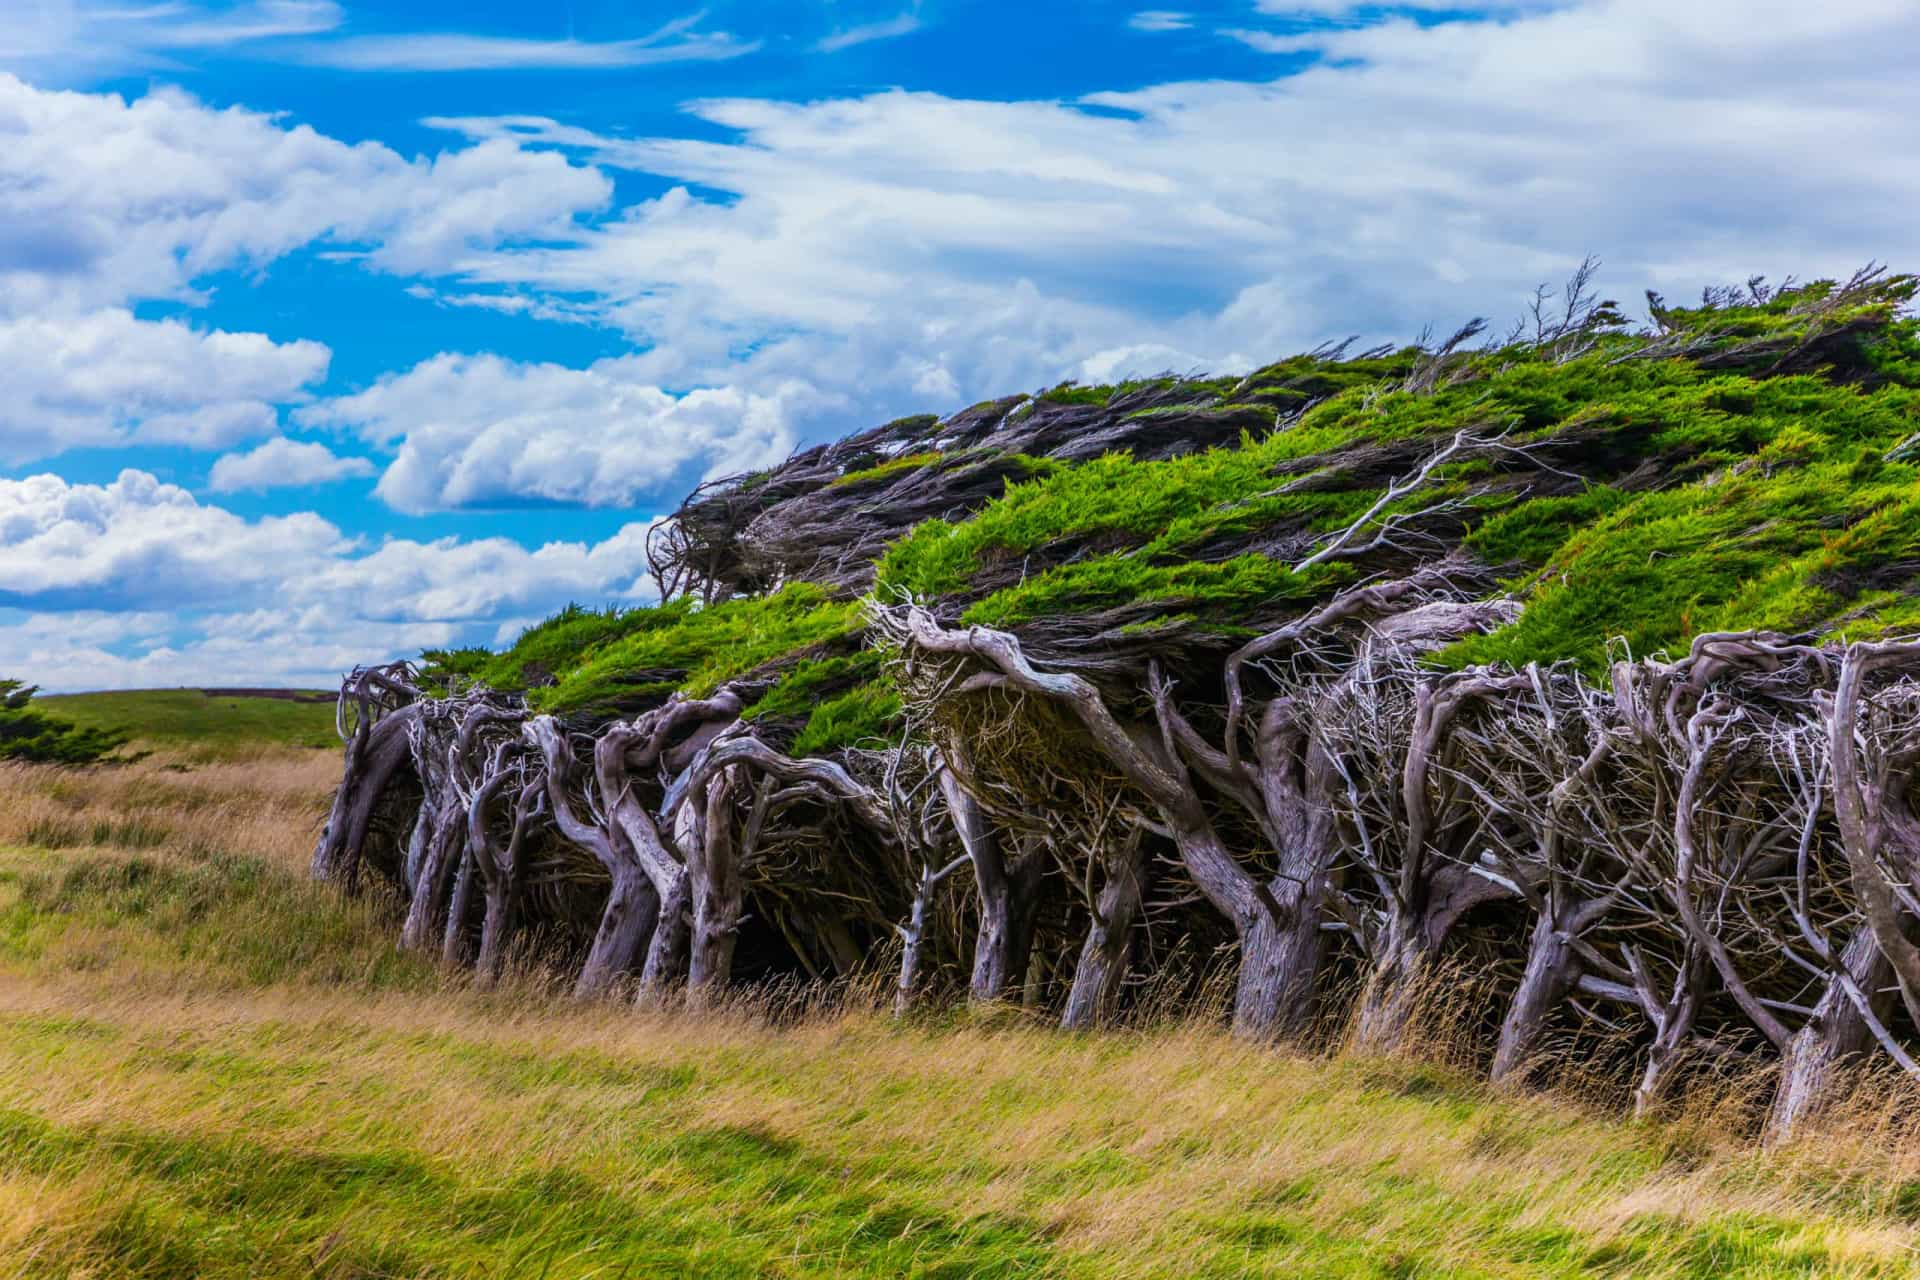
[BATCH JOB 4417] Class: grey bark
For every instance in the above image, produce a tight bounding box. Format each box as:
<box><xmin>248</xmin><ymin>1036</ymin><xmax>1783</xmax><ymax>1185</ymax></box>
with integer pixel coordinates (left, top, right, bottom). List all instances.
<box><xmin>1061</xmin><ymin>831</ymin><xmax>1149</xmax><ymax>1030</ymax></box>
<box><xmin>1767</xmin><ymin>926</ymin><xmax>1894</xmax><ymax>1143</ymax></box>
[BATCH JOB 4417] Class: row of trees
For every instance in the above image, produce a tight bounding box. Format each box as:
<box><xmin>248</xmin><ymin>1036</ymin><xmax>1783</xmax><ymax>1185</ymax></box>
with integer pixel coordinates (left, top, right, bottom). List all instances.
<box><xmin>313</xmin><ymin>590</ymin><xmax>1920</xmax><ymax>1142</ymax></box>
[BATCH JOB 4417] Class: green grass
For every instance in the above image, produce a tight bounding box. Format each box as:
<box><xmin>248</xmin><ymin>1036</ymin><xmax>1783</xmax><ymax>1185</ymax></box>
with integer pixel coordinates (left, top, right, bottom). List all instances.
<box><xmin>39</xmin><ymin>690</ymin><xmax>339</xmax><ymax>757</ymax></box>
<box><xmin>1</xmin><ymin>756</ymin><xmax>1919</xmax><ymax>1278</ymax></box>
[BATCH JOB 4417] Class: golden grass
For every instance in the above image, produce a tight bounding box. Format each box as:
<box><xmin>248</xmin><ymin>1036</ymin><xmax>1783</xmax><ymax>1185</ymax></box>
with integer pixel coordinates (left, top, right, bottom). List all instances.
<box><xmin>3</xmin><ymin>753</ymin><xmax>1920</xmax><ymax>1277</ymax></box>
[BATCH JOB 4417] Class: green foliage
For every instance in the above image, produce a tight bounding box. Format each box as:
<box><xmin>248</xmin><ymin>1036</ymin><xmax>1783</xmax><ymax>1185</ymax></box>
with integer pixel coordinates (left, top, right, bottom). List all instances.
<box><xmin>0</xmin><ymin>680</ymin><xmax>128</xmax><ymax>764</ymax></box>
<box><xmin>531</xmin><ymin>585</ymin><xmax>863</xmax><ymax>715</ymax></box>
<box><xmin>829</xmin><ymin>451</ymin><xmax>943</xmax><ymax>488</ymax></box>
<box><xmin>790</xmin><ymin>681</ymin><xmax>903</xmax><ymax>756</ymax></box>
<box><xmin>433</xmin><ymin>269</ymin><xmax>1920</xmax><ymax>734</ymax></box>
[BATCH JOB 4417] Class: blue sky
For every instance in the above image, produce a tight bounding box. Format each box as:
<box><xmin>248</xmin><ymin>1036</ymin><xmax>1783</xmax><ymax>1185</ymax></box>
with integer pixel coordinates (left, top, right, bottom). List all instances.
<box><xmin>1</xmin><ymin>0</ymin><xmax>1916</xmax><ymax>688</ymax></box>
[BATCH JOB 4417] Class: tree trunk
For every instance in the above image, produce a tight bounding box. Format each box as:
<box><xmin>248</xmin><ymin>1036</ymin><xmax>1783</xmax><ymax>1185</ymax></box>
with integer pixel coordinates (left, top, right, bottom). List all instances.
<box><xmin>575</xmin><ymin>865</ymin><xmax>661</xmax><ymax>1000</ymax></box>
<box><xmin>1354</xmin><ymin>864</ymin><xmax>1511</xmax><ymax>1054</ymax></box>
<box><xmin>312</xmin><ymin>707</ymin><xmax>417</xmax><ymax>889</ymax></box>
<box><xmin>1061</xmin><ymin>837</ymin><xmax>1149</xmax><ymax>1030</ymax></box>
<box><xmin>1353</xmin><ymin>924</ymin><xmax>1428</xmax><ymax>1054</ymax></box>
<box><xmin>1631</xmin><ymin>951</ymin><xmax>1706</xmax><ymax>1119</ymax></box>
<box><xmin>1230</xmin><ymin>895</ymin><xmax>1329</xmax><ymax>1042</ymax></box>
<box><xmin>940</xmin><ymin>771</ymin><xmax>1046</xmax><ymax>1003</ymax></box>
<box><xmin>398</xmin><ymin>803</ymin><xmax>461</xmax><ymax>952</ymax></box>
<box><xmin>686</xmin><ymin>769</ymin><xmax>743</xmax><ymax>1006</ymax></box>
<box><xmin>895</xmin><ymin>890</ymin><xmax>936</xmax><ymax>1017</ymax></box>
<box><xmin>440</xmin><ymin>845</ymin><xmax>475</xmax><ymax>969</ymax></box>
<box><xmin>401</xmin><ymin>801</ymin><xmax>433</xmax><ymax>891</ymax></box>
<box><xmin>1491</xmin><ymin>916</ymin><xmax>1578</xmax><ymax>1084</ymax></box>
<box><xmin>637</xmin><ymin>868</ymin><xmax>690</xmax><ymax>1002</ymax></box>
<box><xmin>476</xmin><ymin>880</ymin><xmax>513</xmax><ymax>985</ymax></box>
<box><xmin>972</xmin><ymin>848</ymin><xmax>1045</xmax><ymax>1003</ymax></box>
<box><xmin>1767</xmin><ymin>927</ymin><xmax>1890</xmax><ymax>1144</ymax></box>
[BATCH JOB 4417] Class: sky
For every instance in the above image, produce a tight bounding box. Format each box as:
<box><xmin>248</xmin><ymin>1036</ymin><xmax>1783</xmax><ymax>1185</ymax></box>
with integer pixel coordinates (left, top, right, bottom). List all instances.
<box><xmin>0</xmin><ymin>0</ymin><xmax>1916</xmax><ymax>691</ymax></box>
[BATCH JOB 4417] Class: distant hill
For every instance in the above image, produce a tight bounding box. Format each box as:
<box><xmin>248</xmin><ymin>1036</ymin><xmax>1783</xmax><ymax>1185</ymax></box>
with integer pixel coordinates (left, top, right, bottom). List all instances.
<box><xmin>41</xmin><ymin>688</ymin><xmax>339</xmax><ymax>756</ymax></box>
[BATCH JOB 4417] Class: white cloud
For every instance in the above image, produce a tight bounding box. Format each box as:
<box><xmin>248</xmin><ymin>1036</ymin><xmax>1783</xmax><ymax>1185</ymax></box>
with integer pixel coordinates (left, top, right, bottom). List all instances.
<box><xmin>302</xmin><ymin>19</ymin><xmax>756</xmax><ymax>72</ymax></box>
<box><xmin>817</xmin><ymin>13</ymin><xmax>923</xmax><ymax>53</ymax></box>
<box><xmin>1128</xmin><ymin>11</ymin><xmax>1194</xmax><ymax>32</ymax></box>
<box><xmin>0</xmin><ymin>607</ymin><xmax>462</xmax><ymax>691</ymax></box>
<box><xmin>299</xmin><ymin>352</ymin><xmax>807</xmax><ymax>512</ymax></box>
<box><xmin>0</xmin><ymin>72</ymin><xmax>611</xmax><ymax>471</ymax></box>
<box><xmin>207</xmin><ymin>437</ymin><xmax>375</xmax><ymax>492</ymax></box>
<box><xmin>0</xmin><ymin>468</ymin><xmax>657</xmax><ymax>614</ymax></box>
<box><xmin>0</xmin><ymin>308</ymin><xmax>330</xmax><ymax>463</ymax></box>
<box><xmin>424</xmin><ymin>0</ymin><xmax>1920</xmax><ymax>397</ymax></box>
<box><xmin>1251</xmin><ymin>0</ymin><xmax>1549</xmax><ymax>12</ymax></box>
<box><xmin>1219</xmin><ymin>28</ymin><xmax>1323</xmax><ymax>53</ymax></box>
<box><xmin>0</xmin><ymin>469</ymin><xmax>663</xmax><ymax>687</ymax></box>
<box><xmin>0</xmin><ymin>73</ymin><xmax>611</xmax><ymax>314</ymax></box>
<box><xmin>0</xmin><ymin>1</ymin><xmax>344</xmax><ymax>79</ymax></box>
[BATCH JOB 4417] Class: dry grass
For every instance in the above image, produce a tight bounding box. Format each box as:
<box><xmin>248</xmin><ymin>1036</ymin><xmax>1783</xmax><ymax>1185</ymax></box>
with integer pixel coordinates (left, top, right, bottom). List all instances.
<box><xmin>3</xmin><ymin>753</ymin><xmax>1920</xmax><ymax>1277</ymax></box>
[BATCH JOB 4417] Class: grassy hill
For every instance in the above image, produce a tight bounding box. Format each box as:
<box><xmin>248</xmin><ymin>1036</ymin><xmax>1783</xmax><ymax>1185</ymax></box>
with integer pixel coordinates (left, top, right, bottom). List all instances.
<box><xmin>39</xmin><ymin>689</ymin><xmax>339</xmax><ymax>758</ymax></box>
<box><xmin>2</xmin><ymin>754</ymin><xmax>1919</xmax><ymax>1278</ymax></box>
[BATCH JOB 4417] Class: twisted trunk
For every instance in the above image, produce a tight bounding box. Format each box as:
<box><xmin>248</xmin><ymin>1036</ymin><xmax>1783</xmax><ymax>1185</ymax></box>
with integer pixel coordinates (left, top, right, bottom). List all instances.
<box><xmin>1062</xmin><ymin>833</ymin><xmax>1149</xmax><ymax>1030</ymax></box>
<box><xmin>312</xmin><ymin>705</ymin><xmax>419</xmax><ymax>889</ymax></box>
<box><xmin>398</xmin><ymin>799</ymin><xmax>462</xmax><ymax>952</ymax></box>
<box><xmin>440</xmin><ymin>846</ymin><xmax>475</xmax><ymax>968</ymax></box>
<box><xmin>576</xmin><ymin>864</ymin><xmax>661</xmax><ymax>999</ymax></box>
<box><xmin>686</xmin><ymin>769</ymin><xmax>744</xmax><ymax>1004</ymax></box>
<box><xmin>1767</xmin><ymin>927</ymin><xmax>1892</xmax><ymax>1144</ymax></box>
<box><xmin>638</xmin><ymin>869</ymin><xmax>691</xmax><ymax>1001</ymax></box>
<box><xmin>941</xmin><ymin>772</ymin><xmax>1045</xmax><ymax>1003</ymax></box>
<box><xmin>1490</xmin><ymin>895</ymin><xmax>1614</xmax><ymax>1084</ymax></box>
<box><xmin>1352</xmin><ymin>864</ymin><xmax>1511</xmax><ymax>1053</ymax></box>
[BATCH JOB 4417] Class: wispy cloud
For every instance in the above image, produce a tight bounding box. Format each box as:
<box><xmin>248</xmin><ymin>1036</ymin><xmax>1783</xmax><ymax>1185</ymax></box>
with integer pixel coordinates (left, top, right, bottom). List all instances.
<box><xmin>816</xmin><ymin>12</ymin><xmax>923</xmax><ymax>53</ymax></box>
<box><xmin>138</xmin><ymin>0</ymin><xmax>344</xmax><ymax>46</ymax></box>
<box><xmin>1128</xmin><ymin>11</ymin><xmax>1193</xmax><ymax>32</ymax></box>
<box><xmin>302</xmin><ymin>13</ymin><xmax>756</xmax><ymax>72</ymax></box>
<box><xmin>1253</xmin><ymin>0</ymin><xmax>1547</xmax><ymax>11</ymax></box>
<box><xmin>0</xmin><ymin>0</ymin><xmax>343</xmax><ymax>76</ymax></box>
<box><xmin>1219</xmin><ymin>27</ymin><xmax>1322</xmax><ymax>53</ymax></box>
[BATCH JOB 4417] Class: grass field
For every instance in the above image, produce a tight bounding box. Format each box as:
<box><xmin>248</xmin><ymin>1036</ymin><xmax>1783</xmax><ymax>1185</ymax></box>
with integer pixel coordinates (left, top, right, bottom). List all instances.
<box><xmin>3</xmin><ymin>745</ymin><xmax>1920</xmax><ymax>1277</ymax></box>
<box><xmin>39</xmin><ymin>689</ymin><xmax>340</xmax><ymax>758</ymax></box>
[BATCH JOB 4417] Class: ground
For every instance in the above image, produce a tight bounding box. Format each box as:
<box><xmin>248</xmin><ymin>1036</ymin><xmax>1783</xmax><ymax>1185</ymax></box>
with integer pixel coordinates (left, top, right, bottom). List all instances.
<box><xmin>1</xmin><ymin>697</ymin><xmax>1918</xmax><ymax>1278</ymax></box>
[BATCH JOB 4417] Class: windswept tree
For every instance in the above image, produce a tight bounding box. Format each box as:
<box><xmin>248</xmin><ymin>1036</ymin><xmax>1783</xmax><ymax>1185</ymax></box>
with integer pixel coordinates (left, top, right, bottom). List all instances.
<box><xmin>0</xmin><ymin>679</ymin><xmax>127</xmax><ymax>764</ymax></box>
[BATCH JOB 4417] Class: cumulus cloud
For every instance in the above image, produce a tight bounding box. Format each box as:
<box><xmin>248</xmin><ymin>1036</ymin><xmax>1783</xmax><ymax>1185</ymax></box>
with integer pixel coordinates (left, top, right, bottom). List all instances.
<box><xmin>207</xmin><ymin>437</ymin><xmax>375</xmax><ymax>492</ymax></box>
<box><xmin>0</xmin><ymin>469</ymin><xmax>657</xmax><ymax>615</ymax></box>
<box><xmin>0</xmin><ymin>469</ymin><xmax>663</xmax><ymax>686</ymax></box>
<box><xmin>0</xmin><ymin>73</ymin><xmax>610</xmax><ymax>315</ymax></box>
<box><xmin>299</xmin><ymin>352</ymin><xmax>807</xmax><ymax>512</ymax></box>
<box><xmin>427</xmin><ymin>0</ymin><xmax>1920</xmax><ymax>398</ymax></box>
<box><xmin>0</xmin><ymin>308</ymin><xmax>330</xmax><ymax>463</ymax></box>
<box><xmin>0</xmin><ymin>72</ymin><xmax>610</xmax><ymax>469</ymax></box>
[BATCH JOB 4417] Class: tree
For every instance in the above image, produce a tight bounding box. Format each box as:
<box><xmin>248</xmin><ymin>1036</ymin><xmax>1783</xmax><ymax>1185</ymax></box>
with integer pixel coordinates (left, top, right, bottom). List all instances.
<box><xmin>0</xmin><ymin>680</ymin><xmax>126</xmax><ymax>764</ymax></box>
